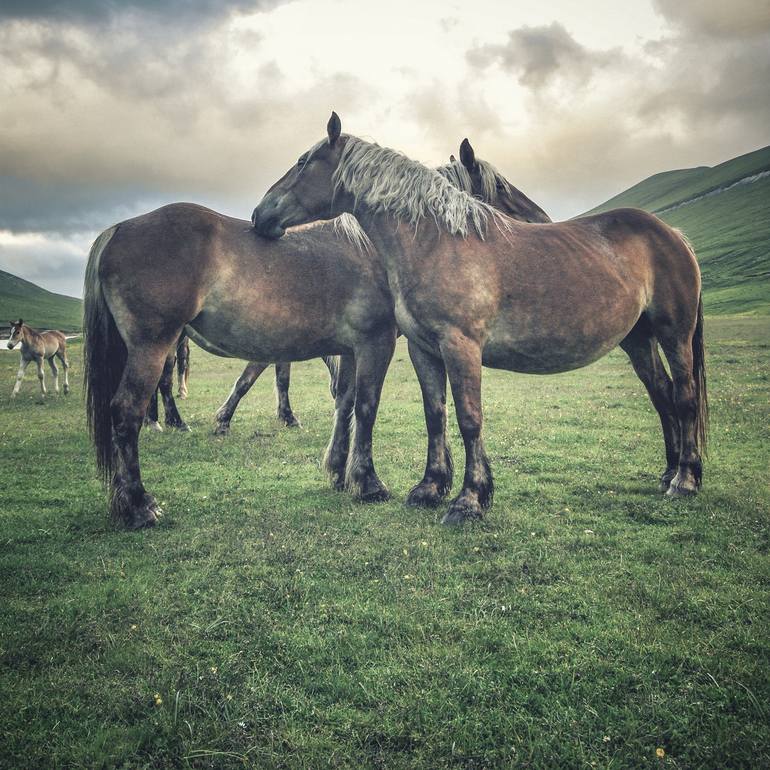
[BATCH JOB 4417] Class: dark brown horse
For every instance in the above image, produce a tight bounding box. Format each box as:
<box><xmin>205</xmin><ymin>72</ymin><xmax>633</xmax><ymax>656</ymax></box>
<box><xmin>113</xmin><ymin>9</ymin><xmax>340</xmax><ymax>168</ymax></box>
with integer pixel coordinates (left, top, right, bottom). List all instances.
<box><xmin>84</xmin><ymin>210</ymin><xmax>396</xmax><ymax>528</ymax></box>
<box><xmin>251</xmin><ymin>113</ymin><xmax>707</xmax><ymax>524</ymax></box>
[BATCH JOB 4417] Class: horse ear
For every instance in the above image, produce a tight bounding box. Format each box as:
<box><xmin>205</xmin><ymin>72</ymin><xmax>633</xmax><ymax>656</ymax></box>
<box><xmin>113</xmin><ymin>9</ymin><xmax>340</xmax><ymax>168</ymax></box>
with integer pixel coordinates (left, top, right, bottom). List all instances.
<box><xmin>18</xmin><ymin>318</ymin><xmax>22</xmax><ymax>325</ymax></box>
<box><xmin>327</xmin><ymin>111</ymin><xmax>342</xmax><ymax>146</ymax></box>
<box><xmin>449</xmin><ymin>154</ymin><xmax>457</xmax><ymax>163</ymax></box>
<box><xmin>460</xmin><ymin>138</ymin><xmax>477</xmax><ymax>171</ymax></box>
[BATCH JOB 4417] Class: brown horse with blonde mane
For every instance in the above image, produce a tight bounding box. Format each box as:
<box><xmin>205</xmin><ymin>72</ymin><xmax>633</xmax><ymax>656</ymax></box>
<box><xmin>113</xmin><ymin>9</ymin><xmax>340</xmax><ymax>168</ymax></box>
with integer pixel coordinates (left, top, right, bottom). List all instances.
<box><xmin>251</xmin><ymin>113</ymin><xmax>707</xmax><ymax>524</ymax></box>
<box><xmin>8</xmin><ymin>320</ymin><xmax>70</xmax><ymax>399</ymax></box>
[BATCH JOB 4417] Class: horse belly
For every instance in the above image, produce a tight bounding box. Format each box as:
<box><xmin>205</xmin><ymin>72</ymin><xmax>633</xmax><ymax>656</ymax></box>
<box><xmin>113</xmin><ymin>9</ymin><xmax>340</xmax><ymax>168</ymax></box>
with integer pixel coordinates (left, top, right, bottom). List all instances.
<box><xmin>483</xmin><ymin>306</ymin><xmax>639</xmax><ymax>374</ymax></box>
<box><xmin>188</xmin><ymin>307</ymin><xmax>343</xmax><ymax>362</ymax></box>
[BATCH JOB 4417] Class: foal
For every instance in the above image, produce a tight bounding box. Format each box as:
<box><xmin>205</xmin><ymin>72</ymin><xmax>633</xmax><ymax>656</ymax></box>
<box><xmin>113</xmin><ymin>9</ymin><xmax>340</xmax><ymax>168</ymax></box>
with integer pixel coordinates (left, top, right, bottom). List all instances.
<box><xmin>8</xmin><ymin>319</ymin><xmax>70</xmax><ymax>399</ymax></box>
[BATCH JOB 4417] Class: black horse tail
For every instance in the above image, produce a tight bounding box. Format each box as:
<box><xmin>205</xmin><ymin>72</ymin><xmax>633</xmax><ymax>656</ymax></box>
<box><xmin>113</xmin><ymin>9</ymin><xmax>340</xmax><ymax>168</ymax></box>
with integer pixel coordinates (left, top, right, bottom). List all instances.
<box><xmin>83</xmin><ymin>225</ymin><xmax>124</xmax><ymax>483</ymax></box>
<box><xmin>693</xmin><ymin>293</ymin><xmax>709</xmax><ymax>456</ymax></box>
<box><xmin>323</xmin><ymin>355</ymin><xmax>341</xmax><ymax>399</ymax></box>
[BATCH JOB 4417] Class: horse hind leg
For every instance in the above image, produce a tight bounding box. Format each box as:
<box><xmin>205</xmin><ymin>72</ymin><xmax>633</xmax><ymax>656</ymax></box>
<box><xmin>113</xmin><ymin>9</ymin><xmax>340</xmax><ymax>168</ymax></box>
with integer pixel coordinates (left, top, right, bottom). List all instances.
<box><xmin>275</xmin><ymin>363</ymin><xmax>300</xmax><ymax>427</ymax></box>
<box><xmin>47</xmin><ymin>356</ymin><xmax>60</xmax><ymax>394</ymax></box>
<box><xmin>57</xmin><ymin>350</ymin><xmax>70</xmax><ymax>395</ymax></box>
<box><xmin>111</xmin><ymin>345</ymin><xmax>171</xmax><ymax>528</ymax></box>
<box><xmin>158</xmin><ymin>352</ymin><xmax>189</xmax><ymax>431</ymax></box>
<box><xmin>620</xmin><ymin>321</ymin><xmax>680</xmax><ymax>491</ymax></box>
<box><xmin>654</xmin><ymin>306</ymin><xmax>707</xmax><ymax>497</ymax></box>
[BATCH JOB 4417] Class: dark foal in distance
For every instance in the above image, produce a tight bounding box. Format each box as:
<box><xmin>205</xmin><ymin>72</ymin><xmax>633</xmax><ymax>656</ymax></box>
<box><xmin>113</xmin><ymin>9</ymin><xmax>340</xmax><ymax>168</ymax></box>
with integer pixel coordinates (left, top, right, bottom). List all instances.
<box><xmin>252</xmin><ymin>113</ymin><xmax>707</xmax><ymax>524</ymax></box>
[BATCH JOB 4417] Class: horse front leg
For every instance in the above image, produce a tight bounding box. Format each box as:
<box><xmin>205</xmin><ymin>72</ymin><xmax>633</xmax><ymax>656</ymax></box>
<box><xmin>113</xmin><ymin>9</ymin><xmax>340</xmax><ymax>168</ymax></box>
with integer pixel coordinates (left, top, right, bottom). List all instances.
<box><xmin>58</xmin><ymin>351</ymin><xmax>70</xmax><ymax>395</ymax></box>
<box><xmin>275</xmin><ymin>363</ymin><xmax>300</xmax><ymax>427</ymax></box>
<box><xmin>345</xmin><ymin>331</ymin><xmax>396</xmax><ymax>502</ymax></box>
<box><xmin>323</xmin><ymin>353</ymin><xmax>355</xmax><ymax>490</ymax></box>
<box><xmin>213</xmin><ymin>361</ymin><xmax>269</xmax><ymax>435</ymax></box>
<box><xmin>110</xmin><ymin>347</ymin><xmax>168</xmax><ymax>528</ymax></box>
<box><xmin>440</xmin><ymin>333</ymin><xmax>492</xmax><ymax>525</ymax></box>
<box><xmin>11</xmin><ymin>358</ymin><xmax>31</xmax><ymax>397</ymax></box>
<box><xmin>406</xmin><ymin>340</ymin><xmax>453</xmax><ymax>507</ymax></box>
<box><xmin>47</xmin><ymin>356</ymin><xmax>60</xmax><ymax>394</ymax></box>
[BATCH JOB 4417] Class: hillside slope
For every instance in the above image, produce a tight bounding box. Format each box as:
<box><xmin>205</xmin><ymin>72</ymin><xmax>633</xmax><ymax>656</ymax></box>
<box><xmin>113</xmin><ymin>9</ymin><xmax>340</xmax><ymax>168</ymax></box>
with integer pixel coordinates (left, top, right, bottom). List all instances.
<box><xmin>584</xmin><ymin>145</ymin><xmax>770</xmax><ymax>315</ymax></box>
<box><xmin>0</xmin><ymin>270</ymin><xmax>82</xmax><ymax>333</ymax></box>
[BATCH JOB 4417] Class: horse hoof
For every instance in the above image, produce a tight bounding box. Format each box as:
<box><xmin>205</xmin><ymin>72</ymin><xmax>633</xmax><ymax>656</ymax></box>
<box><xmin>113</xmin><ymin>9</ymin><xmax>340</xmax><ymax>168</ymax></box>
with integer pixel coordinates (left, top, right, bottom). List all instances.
<box><xmin>666</xmin><ymin>483</ymin><xmax>698</xmax><ymax>498</ymax></box>
<box><xmin>658</xmin><ymin>469</ymin><xmax>677</xmax><ymax>493</ymax></box>
<box><xmin>128</xmin><ymin>509</ymin><xmax>158</xmax><ymax>530</ymax></box>
<box><xmin>213</xmin><ymin>423</ymin><xmax>230</xmax><ymax>436</ymax></box>
<box><xmin>361</xmin><ymin>485</ymin><xmax>391</xmax><ymax>503</ymax></box>
<box><xmin>167</xmin><ymin>421</ymin><xmax>190</xmax><ymax>432</ymax></box>
<box><xmin>666</xmin><ymin>472</ymin><xmax>699</xmax><ymax>498</ymax></box>
<box><xmin>145</xmin><ymin>421</ymin><xmax>163</xmax><ymax>432</ymax></box>
<box><xmin>356</xmin><ymin>479</ymin><xmax>391</xmax><ymax>503</ymax></box>
<box><xmin>406</xmin><ymin>482</ymin><xmax>446</xmax><ymax>508</ymax></box>
<box><xmin>441</xmin><ymin>497</ymin><xmax>483</xmax><ymax>525</ymax></box>
<box><xmin>280</xmin><ymin>414</ymin><xmax>301</xmax><ymax>428</ymax></box>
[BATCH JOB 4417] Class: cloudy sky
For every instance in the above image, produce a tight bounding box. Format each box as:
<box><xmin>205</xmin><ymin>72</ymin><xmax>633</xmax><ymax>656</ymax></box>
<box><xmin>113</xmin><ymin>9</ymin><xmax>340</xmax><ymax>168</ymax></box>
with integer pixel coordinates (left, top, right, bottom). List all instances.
<box><xmin>1</xmin><ymin>0</ymin><xmax>769</xmax><ymax>297</ymax></box>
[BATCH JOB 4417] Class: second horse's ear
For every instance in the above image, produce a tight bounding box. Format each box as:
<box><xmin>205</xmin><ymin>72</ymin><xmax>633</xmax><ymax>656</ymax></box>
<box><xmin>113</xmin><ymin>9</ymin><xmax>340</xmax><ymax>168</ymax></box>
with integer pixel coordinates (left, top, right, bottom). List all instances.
<box><xmin>327</xmin><ymin>111</ymin><xmax>342</xmax><ymax>145</ymax></box>
<box><xmin>449</xmin><ymin>154</ymin><xmax>457</xmax><ymax>163</ymax></box>
<box><xmin>460</xmin><ymin>138</ymin><xmax>477</xmax><ymax>171</ymax></box>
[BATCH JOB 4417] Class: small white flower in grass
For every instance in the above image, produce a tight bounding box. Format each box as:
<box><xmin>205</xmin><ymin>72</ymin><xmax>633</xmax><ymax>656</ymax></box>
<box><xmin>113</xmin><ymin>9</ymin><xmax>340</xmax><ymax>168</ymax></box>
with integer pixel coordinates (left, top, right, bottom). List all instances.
<box><xmin>584</xmin><ymin>529</ymin><xmax>595</xmax><ymax>535</ymax></box>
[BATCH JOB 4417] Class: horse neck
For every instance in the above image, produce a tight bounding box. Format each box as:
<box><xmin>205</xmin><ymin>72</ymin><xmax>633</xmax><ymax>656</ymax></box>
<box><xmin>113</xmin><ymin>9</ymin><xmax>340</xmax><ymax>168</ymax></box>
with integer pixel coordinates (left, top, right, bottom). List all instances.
<box><xmin>21</xmin><ymin>325</ymin><xmax>40</xmax><ymax>351</ymax></box>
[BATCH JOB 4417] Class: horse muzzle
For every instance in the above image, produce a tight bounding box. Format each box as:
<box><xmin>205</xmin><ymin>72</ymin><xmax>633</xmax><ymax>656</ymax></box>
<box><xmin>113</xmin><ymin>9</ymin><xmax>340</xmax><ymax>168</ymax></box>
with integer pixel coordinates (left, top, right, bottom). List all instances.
<box><xmin>251</xmin><ymin>204</ymin><xmax>286</xmax><ymax>240</ymax></box>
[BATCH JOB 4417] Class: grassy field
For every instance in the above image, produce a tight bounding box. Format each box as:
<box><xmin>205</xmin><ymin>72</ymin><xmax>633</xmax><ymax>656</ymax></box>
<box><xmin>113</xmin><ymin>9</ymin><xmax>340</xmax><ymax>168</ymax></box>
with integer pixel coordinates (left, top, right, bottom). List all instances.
<box><xmin>1</xmin><ymin>318</ymin><xmax>768</xmax><ymax>769</ymax></box>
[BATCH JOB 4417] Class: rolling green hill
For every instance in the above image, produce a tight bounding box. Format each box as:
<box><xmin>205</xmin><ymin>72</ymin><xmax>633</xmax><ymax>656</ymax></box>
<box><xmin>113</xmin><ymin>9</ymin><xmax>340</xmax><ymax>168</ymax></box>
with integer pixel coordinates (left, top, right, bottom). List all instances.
<box><xmin>584</xmin><ymin>145</ymin><xmax>770</xmax><ymax>315</ymax></box>
<box><xmin>0</xmin><ymin>270</ymin><xmax>82</xmax><ymax>333</ymax></box>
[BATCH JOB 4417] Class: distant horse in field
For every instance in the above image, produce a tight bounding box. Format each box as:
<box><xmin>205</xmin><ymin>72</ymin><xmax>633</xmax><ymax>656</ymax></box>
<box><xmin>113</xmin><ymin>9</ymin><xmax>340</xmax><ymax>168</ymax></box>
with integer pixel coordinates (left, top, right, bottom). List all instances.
<box><xmin>84</xmin><ymin>211</ymin><xmax>394</xmax><ymax>529</ymax></box>
<box><xmin>7</xmin><ymin>319</ymin><xmax>70</xmax><ymax>399</ymax></box>
<box><xmin>145</xmin><ymin>334</ymin><xmax>192</xmax><ymax>432</ymax></box>
<box><xmin>251</xmin><ymin>113</ymin><xmax>707</xmax><ymax>524</ymax></box>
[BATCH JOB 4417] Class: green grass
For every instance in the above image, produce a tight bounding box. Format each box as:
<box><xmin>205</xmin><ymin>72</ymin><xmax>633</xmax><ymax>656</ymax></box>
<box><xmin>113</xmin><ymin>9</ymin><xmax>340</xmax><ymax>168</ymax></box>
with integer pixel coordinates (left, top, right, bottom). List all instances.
<box><xmin>583</xmin><ymin>145</ymin><xmax>770</xmax><ymax>316</ymax></box>
<box><xmin>1</xmin><ymin>320</ymin><xmax>768</xmax><ymax>769</ymax></box>
<box><xmin>0</xmin><ymin>268</ymin><xmax>83</xmax><ymax>333</ymax></box>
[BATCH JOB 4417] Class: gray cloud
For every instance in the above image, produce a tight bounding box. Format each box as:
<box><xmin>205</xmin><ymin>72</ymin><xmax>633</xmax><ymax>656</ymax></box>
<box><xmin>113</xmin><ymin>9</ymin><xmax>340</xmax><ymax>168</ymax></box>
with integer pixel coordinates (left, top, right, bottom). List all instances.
<box><xmin>652</xmin><ymin>0</ymin><xmax>770</xmax><ymax>39</ymax></box>
<box><xmin>0</xmin><ymin>1</ymin><xmax>282</xmax><ymax>25</ymax></box>
<box><xmin>467</xmin><ymin>22</ymin><xmax>618</xmax><ymax>89</ymax></box>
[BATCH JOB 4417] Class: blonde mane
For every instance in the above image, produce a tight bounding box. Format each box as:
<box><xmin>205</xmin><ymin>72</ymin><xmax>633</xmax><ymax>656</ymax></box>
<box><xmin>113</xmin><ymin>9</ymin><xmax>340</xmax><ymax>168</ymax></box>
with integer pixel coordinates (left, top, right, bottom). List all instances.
<box><xmin>333</xmin><ymin>137</ymin><xmax>507</xmax><ymax>239</ymax></box>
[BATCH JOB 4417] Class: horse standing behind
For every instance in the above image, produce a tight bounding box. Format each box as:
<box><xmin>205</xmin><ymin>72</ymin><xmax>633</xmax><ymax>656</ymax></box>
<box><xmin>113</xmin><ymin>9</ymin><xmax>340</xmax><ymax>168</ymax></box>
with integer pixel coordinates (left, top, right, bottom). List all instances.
<box><xmin>251</xmin><ymin>113</ymin><xmax>708</xmax><ymax>524</ymax></box>
<box><xmin>7</xmin><ymin>319</ymin><xmax>70</xmax><ymax>399</ymax></box>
